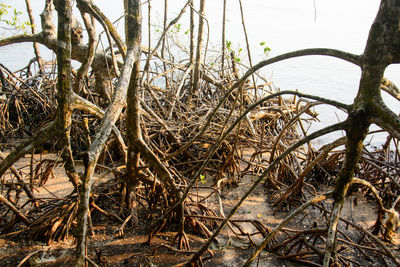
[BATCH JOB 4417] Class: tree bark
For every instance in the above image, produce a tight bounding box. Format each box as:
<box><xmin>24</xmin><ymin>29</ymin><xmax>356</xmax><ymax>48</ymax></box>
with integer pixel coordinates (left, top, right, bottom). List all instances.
<box><xmin>125</xmin><ymin>0</ymin><xmax>142</xmax><ymax>227</ymax></box>
<box><xmin>55</xmin><ymin>0</ymin><xmax>80</xmax><ymax>189</ymax></box>
<box><xmin>192</xmin><ymin>0</ymin><xmax>205</xmax><ymax>95</ymax></box>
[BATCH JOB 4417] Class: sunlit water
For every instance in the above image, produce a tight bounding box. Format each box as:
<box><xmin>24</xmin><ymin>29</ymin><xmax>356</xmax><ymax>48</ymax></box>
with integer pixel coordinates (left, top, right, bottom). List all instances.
<box><xmin>1</xmin><ymin>0</ymin><xmax>399</xmax><ymax>145</ymax></box>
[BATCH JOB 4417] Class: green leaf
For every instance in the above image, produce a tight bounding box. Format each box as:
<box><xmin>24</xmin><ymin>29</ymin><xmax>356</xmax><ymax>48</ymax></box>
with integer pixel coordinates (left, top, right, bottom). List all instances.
<box><xmin>226</xmin><ymin>40</ymin><xmax>232</xmax><ymax>50</ymax></box>
<box><xmin>200</xmin><ymin>174</ymin><xmax>206</xmax><ymax>184</ymax></box>
<box><xmin>264</xmin><ymin>47</ymin><xmax>271</xmax><ymax>55</ymax></box>
<box><xmin>260</xmin><ymin>41</ymin><xmax>266</xmax><ymax>46</ymax></box>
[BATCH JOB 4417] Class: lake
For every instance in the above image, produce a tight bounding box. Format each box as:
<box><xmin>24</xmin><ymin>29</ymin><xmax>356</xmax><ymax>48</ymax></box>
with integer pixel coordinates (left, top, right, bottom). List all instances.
<box><xmin>1</xmin><ymin>0</ymin><xmax>399</xmax><ymax>144</ymax></box>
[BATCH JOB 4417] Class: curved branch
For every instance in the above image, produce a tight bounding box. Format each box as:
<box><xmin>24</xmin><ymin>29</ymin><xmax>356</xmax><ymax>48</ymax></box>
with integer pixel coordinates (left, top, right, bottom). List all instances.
<box><xmin>351</xmin><ymin>177</ymin><xmax>388</xmax><ymax>213</ymax></box>
<box><xmin>371</xmin><ymin>98</ymin><xmax>400</xmax><ymax>140</ymax></box>
<box><xmin>0</xmin><ymin>33</ymin><xmax>44</xmax><ymax>47</ymax></box>
<box><xmin>0</xmin><ymin>32</ymin><xmax>118</xmax><ymax>80</ymax></box>
<box><xmin>235</xmin><ymin>48</ymin><xmax>360</xmax><ymax>87</ymax></box>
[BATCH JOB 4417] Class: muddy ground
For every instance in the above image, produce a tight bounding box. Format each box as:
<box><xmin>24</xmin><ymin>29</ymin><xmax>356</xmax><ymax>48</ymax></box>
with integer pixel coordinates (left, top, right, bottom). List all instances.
<box><xmin>0</xmin><ymin>153</ymin><xmax>399</xmax><ymax>266</ymax></box>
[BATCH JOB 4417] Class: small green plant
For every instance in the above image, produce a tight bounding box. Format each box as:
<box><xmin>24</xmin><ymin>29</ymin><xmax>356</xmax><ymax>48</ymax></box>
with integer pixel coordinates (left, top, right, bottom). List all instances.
<box><xmin>0</xmin><ymin>3</ymin><xmax>31</xmax><ymax>33</ymax></box>
<box><xmin>199</xmin><ymin>174</ymin><xmax>206</xmax><ymax>184</ymax></box>
<box><xmin>226</xmin><ymin>40</ymin><xmax>242</xmax><ymax>63</ymax></box>
<box><xmin>259</xmin><ymin>41</ymin><xmax>271</xmax><ymax>56</ymax></box>
<box><xmin>170</xmin><ymin>23</ymin><xmax>181</xmax><ymax>33</ymax></box>
<box><xmin>226</xmin><ymin>40</ymin><xmax>232</xmax><ymax>51</ymax></box>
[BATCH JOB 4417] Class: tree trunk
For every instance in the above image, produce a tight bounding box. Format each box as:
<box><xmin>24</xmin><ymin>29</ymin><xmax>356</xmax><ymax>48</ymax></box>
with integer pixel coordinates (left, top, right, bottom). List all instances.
<box><xmin>192</xmin><ymin>0</ymin><xmax>205</xmax><ymax>96</ymax></box>
<box><xmin>125</xmin><ymin>0</ymin><xmax>142</xmax><ymax>227</ymax></box>
<box><xmin>323</xmin><ymin>0</ymin><xmax>400</xmax><ymax>265</ymax></box>
<box><xmin>55</xmin><ymin>0</ymin><xmax>80</xmax><ymax>190</ymax></box>
<box><xmin>221</xmin><ymin>0</ymin><xmax>226</xmax><ymax>78</ymax></box>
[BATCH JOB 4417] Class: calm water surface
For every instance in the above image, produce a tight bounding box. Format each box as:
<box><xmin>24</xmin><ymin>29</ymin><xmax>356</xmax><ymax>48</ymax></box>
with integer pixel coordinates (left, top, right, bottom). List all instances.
<box><xmin>1</xmin><ymin>0</ymin><xmax>399</xmax><ymax>144</ymax></box>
